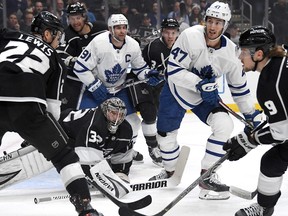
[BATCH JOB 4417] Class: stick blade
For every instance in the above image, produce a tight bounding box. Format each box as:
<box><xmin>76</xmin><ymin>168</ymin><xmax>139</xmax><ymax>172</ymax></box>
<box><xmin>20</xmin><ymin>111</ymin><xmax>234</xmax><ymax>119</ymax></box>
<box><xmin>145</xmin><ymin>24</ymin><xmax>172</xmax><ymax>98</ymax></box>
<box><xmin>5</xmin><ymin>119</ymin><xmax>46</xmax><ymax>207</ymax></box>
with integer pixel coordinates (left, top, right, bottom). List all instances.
<box><xmin>119</xmin><ymin>206</ymin><xmax>148</xmax><ymax>216</ymax></box>
<box><xmin>126</xmin><ymin>195</ymin><xmax>152</xmax><ymax>210</ymax></box>
<box><xmin>168</xmin><ymin>145</ymin><xmax>190</xmax><ymax>186</ymax></box>
<box><xmin>229</xmin><ymin>186</ymin><xmax>257</xmax><ymax>200</ymax></box>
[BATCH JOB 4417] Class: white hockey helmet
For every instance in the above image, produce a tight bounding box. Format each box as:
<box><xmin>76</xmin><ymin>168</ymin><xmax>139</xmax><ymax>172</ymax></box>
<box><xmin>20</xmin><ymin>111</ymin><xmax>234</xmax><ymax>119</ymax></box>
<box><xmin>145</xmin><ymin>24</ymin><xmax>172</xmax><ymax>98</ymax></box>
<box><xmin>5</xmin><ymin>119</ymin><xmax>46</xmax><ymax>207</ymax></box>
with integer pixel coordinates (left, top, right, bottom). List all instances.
<box><xmin>205</xmin><ymin>1</ymin><xmax>231</xmax><ymax>32</ymax></box>
<box><xmin>107</xmin><ymin>14</ymin><xmax>128</xmax><ymax>28</ymax></box>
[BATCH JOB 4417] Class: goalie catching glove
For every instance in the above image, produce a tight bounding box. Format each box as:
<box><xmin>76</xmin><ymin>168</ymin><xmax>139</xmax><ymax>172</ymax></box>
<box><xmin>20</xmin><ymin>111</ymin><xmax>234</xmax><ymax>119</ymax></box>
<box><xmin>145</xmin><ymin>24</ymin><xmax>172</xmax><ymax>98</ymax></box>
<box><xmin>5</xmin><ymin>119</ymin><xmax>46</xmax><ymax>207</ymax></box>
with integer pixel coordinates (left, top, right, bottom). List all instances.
<box><xmin>223</xmin><ymin>130</ymin><xmax>258</xmax><ymax>161</ymax></box>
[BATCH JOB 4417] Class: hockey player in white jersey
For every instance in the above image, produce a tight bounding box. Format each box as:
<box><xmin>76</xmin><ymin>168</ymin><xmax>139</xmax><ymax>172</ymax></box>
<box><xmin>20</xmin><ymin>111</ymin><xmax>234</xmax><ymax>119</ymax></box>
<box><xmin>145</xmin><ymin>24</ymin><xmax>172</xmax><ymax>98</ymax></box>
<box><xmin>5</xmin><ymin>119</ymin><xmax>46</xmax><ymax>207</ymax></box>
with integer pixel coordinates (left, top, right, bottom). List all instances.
<box><xmin>73</xmin><ymin>14</ymin><xmax>162</xmax><ymax>162</ymax></box>
<box><xmin>150</xmin><ymin>1</ymin><xmax>262</xmax><ymax>200</ymax></box>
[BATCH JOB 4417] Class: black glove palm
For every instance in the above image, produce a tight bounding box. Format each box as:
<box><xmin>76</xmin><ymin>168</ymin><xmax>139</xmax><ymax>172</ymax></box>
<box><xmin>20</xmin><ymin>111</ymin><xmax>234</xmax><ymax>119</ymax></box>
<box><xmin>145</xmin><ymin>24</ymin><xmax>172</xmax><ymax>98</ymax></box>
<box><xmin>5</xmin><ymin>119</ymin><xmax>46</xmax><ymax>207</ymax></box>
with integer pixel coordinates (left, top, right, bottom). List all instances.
<box><xmin>223</xmin><ymin>131</ymin><xmax>258</xmax><ymax>161</ymax></box>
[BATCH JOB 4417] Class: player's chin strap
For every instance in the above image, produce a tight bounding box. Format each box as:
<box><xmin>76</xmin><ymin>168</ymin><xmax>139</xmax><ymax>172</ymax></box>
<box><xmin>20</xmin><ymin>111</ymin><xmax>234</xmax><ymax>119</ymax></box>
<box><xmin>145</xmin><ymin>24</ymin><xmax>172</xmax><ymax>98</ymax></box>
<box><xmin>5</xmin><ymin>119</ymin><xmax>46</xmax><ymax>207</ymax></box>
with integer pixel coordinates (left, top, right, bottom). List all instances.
<box><xmin>251</xmin><ymin>49</ymin><xmax>266</xmax><ymax>71</ymax></box>
<box><xmin>204</xmin><ymin>24</ymin><xmax>227</xmax><ymax>43</ymax></box>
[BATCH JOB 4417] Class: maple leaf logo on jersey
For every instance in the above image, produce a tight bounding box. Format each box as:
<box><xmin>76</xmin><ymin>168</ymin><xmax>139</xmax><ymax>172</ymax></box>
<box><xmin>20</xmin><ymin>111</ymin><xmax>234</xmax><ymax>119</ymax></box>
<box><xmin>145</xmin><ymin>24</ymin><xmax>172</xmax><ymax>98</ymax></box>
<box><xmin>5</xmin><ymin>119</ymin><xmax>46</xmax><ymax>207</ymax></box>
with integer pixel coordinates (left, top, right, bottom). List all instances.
<box><xmin>104</xmin><ymin>64</ymin><xmax>126</xmax><ymax>84</ymax></box>
<box><xmin>192</xmin><ymin>65</ymin><xmax>214</xmax><ymax>79</ymax></box>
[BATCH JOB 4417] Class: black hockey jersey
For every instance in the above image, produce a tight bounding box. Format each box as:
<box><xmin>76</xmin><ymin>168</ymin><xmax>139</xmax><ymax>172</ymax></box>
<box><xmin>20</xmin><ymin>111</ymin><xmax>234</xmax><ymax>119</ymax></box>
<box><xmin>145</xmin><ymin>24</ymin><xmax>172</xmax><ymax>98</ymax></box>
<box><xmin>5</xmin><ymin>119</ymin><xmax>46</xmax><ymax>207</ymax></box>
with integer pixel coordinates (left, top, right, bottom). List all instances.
<box><xmin>142</xmin><ymin>37</ymin><xmax>171</xmax><ymax>74</ymax></box>
<box><xmin>0</xmin><ymin>29</ymin><xmax>65</xmax><ymax>106</ymax></box>
<box><xmin>255</xmin><ymin>55</ymin><xmax>288</xmax><ymax>144</ymax></box>
<box><xmin>58</xmin><ymin>22</ymin><xmax>108</xmax><ymax>110</ymax></box>
<box><xmin>59</xmin><ymin>107</ymin><xmax>133</xmax><ymax>175</ymax></box>
<box><xmin>60</xmin><ymin>21</ymin><xmax>108</xmax><ymax>77</ymax></box>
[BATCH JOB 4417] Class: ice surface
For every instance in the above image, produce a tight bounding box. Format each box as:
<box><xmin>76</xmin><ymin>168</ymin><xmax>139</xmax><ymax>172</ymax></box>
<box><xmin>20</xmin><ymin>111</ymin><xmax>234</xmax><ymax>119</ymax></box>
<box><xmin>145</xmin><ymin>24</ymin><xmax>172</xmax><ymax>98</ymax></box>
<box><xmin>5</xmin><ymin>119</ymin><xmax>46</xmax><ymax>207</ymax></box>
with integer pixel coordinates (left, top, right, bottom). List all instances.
<box><xmin>0</xmin><ymin>113</ymin><xmax>287</xmax><ymax>216</ymax></box>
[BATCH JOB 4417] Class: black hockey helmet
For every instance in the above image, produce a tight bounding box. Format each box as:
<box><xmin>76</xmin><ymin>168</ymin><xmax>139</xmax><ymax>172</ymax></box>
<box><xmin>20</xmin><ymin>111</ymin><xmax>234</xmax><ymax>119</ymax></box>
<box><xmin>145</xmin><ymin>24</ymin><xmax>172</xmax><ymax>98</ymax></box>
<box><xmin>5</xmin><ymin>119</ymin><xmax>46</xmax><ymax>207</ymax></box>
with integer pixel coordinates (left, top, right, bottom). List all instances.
<box><xmin>31</xmin><ymin>11</ymin><xmax>64</xmax><ymax>35</ymax></box>
<box><xmin>101</xmin><ymin>97</ymin><xmax>127</xmax><ymax>134</ymax></box>
<box><xmin>66</xmin><ymin>2</ymin><xmax>87</xmax><ymax>16</ymax></box>
<box><xmin>161</xmin><ymin>18</ymin><xmax>180</xmax><ymax>29</ymax></box>
<box><xmin>239</xmin><ymin>26</ymin><xmax>276</xmax><ymax>55</ymax></box>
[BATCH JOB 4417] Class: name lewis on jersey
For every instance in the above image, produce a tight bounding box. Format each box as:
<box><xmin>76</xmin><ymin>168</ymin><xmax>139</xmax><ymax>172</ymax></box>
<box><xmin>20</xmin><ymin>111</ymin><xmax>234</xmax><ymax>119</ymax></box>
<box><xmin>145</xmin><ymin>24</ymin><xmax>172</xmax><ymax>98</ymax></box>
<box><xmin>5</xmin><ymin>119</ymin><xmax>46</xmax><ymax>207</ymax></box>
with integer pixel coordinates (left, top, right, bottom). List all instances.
<box><xmin>18</xmin><ymin>34</ymin><xmax>54</xmax><ymax>56</ymax></box>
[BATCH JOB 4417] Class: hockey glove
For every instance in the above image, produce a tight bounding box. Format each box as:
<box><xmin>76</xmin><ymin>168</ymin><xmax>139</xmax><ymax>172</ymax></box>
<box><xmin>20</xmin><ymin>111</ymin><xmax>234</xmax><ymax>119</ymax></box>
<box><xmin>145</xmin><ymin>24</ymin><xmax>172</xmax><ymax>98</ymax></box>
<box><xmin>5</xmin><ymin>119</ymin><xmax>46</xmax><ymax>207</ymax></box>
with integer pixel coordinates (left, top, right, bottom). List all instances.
<box><xmin>223</xmin><ymin>130</ymin><xmax>258</xmax><ymax>161</ymax></box>
<box><xmin>64</xmin><ymin>56</ymin><xmax>77</xmax><ymax>69</ymax></box>
<box><xmin>196</xmin><ymin>76</ymin><xmax>218</xmax><ymax>105</ymax></box>
<box><xmin>145</xmin><ymin>70</ymin><xmax>163</xmax><ymax>86</ymax></box>
<box><xmin>243</xmin><ymin>110</ymin><xmax>263</xmax><ymax>128</ymax></box>
<box><xmin>87</xmin><ymin>79</ymin><xmax>108</xmax><ymax>103</ymax></box>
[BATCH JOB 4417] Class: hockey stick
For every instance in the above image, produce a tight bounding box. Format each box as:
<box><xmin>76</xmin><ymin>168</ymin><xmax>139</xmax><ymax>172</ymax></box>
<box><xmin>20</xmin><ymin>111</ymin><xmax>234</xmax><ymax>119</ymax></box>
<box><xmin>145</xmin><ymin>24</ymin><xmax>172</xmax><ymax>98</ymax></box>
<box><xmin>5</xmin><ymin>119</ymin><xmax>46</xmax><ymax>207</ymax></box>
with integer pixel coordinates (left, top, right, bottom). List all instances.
<box><xmin>130</xmin><ymin>145</ymin><xmax>190</xmax><ymax>192</ymax></box>
<box><xmin>86</xmin><ymin>176</ymin><xmax>152</xmax><ymax>211</ymax></box>
<box><xmin>107</xmin><ymin>79</ymin><xmax>149</xmax><ymax>94</ymax></box>
<box><xmin>86</xmin><ymin>146</ymin><xmax>189</xmax><ymax>214</ymax></box>
<box><xmin>229</xmin><ymin>186</ymin><xmax>257</xmax><ymax>200</ymax></box>
<box><xmin>219</xmin><ymin>100</ymin><xmax>254</xmax><ymax>129</ymax></box>
<box><xmin>227</xmin><ymin>120</ymin><xmax>268</xmax><ymax>200</ymax></box>
<box><xmin>34</xmin><ymin>189</ymin><xmax>103</xmax><ymax>204</ymax></box>
<box><xmin>119</xmin><ymin>152</ymin><xmax>230</xmax><ymax>216</ymax></box>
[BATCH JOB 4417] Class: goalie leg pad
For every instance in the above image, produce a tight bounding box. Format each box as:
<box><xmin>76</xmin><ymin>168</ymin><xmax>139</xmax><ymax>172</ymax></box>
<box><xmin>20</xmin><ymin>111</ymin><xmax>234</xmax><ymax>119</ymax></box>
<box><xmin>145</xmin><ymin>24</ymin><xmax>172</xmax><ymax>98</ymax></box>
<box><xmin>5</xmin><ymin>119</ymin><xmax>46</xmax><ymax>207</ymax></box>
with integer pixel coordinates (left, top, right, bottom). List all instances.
<box><xmin>90</xmin><ymin>160</ymin><xmax>131</xmax><ymax>198</ymax></box>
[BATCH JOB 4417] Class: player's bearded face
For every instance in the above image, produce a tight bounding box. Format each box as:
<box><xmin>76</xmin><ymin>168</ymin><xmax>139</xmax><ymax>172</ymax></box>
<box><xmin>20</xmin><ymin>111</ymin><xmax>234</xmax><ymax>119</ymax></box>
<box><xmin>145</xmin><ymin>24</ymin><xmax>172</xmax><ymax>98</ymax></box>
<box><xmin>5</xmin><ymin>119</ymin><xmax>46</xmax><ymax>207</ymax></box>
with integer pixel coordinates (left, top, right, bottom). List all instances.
<box><xmin>113</xmin><ymin>25</ymin><xmax>127</xmax><ymax>41</ymax></box>
<box><xmin>205</xmin><ymin>17</ymin><xmax>224</xmax><ymax>40</ymax></box>
<box><xmin>68</xmin><ymin>15</ymin><xmax>85</xmax><ymax>32</ymax></box>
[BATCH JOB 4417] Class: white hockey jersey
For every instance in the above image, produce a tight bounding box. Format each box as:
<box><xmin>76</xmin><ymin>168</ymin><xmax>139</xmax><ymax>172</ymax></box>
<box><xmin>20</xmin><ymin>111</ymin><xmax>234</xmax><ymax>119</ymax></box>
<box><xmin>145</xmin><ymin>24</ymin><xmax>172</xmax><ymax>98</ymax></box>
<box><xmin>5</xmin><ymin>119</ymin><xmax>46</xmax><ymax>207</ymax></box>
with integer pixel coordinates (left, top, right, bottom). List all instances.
<box><xmin>167</xmin><ymin>25</ymin><xmax>254</xmax><ymax>114</ymax></box>
<box><xmin>73</xmin><ymin>31</ymin><xmax>150</xmax><ymax>90</ymax></box>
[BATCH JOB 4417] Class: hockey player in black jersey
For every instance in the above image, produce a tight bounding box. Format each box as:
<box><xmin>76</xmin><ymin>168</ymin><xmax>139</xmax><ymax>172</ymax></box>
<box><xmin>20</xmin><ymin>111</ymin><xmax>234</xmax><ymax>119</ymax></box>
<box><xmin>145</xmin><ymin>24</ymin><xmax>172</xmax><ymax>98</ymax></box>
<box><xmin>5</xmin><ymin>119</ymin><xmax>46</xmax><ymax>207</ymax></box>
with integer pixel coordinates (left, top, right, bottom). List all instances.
<box><xmin>0</xmin><ymin>11</ymin><xmax>102</xmax><ymax>216</ymax></box>
<box><xmin>59</xmin><ymin>2</ymin><xmax>108</xmax><ymax>111</ymax></box>
<box><xmin>59</xmin><ymin>97</ymin><xmax>133</xmax><ymax>183</ymax></box>
<box><xmin>142</xmin><ymin>18</ymin><xmax>180</xmax><ymax>109</ymax></box>
<box><xmin>128</xmin><ymin>18</ymin><xmax>180</xmax><ymax>167</ymax></box>
<box><xmin>223</xmin><ymin>26</ymin><xmax>288</xmax><ymax>216</ymax></box>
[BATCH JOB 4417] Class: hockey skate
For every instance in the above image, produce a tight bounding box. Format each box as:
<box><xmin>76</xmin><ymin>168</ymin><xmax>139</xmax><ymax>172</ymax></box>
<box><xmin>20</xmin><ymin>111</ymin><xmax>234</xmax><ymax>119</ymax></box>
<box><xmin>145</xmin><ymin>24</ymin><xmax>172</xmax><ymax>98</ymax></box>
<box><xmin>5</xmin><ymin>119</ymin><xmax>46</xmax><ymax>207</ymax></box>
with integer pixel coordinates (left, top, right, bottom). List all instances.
<box><xmin>148</xmin><ymin>146</ymin><xmax>163</xmax><ymax>167</ymax></box>
<box><xmin>70</xmin><ymin>194</ymin><xmax>104</xmax><ymax>216</ymax></box>
<box><xmin>235</xmin><ymin>203</ymin><xmax>274</xmax><ymax>216</ymax></box>
<box><xmin>132</xmin><ymin>150</ymin><xmax>144</xmax><ymax>163</ymax></box>
<box><xmin>199</xmin><ymin>169</ymin><xmax>230</xmax><ymax>200</ymax></box>
<box><xmin>149</xmin><ymin>169</ymin><xmax>174</xmax><ymax>181</ymax></box>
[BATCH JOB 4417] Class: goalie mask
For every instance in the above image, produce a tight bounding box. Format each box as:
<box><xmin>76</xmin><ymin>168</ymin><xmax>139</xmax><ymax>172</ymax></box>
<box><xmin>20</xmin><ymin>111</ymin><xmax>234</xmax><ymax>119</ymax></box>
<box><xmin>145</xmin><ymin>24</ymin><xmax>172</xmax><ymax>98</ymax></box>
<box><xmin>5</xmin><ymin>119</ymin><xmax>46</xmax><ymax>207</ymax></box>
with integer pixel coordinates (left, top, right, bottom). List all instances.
<box><xmin>101</xmin><ymin>97</ymin><xmax>127</xmax><ymax>134</ymax></box>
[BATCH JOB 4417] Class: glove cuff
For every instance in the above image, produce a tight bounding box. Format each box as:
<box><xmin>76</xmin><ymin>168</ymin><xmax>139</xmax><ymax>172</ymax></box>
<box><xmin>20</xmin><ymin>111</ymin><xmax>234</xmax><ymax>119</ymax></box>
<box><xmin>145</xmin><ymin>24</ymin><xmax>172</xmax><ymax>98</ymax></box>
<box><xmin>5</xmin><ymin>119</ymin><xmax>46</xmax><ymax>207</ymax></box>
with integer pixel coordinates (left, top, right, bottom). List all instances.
<box><xmin>87</xmin><ymin>79</ymin><xmax>102</xmax><ymax>92</ymax></box>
